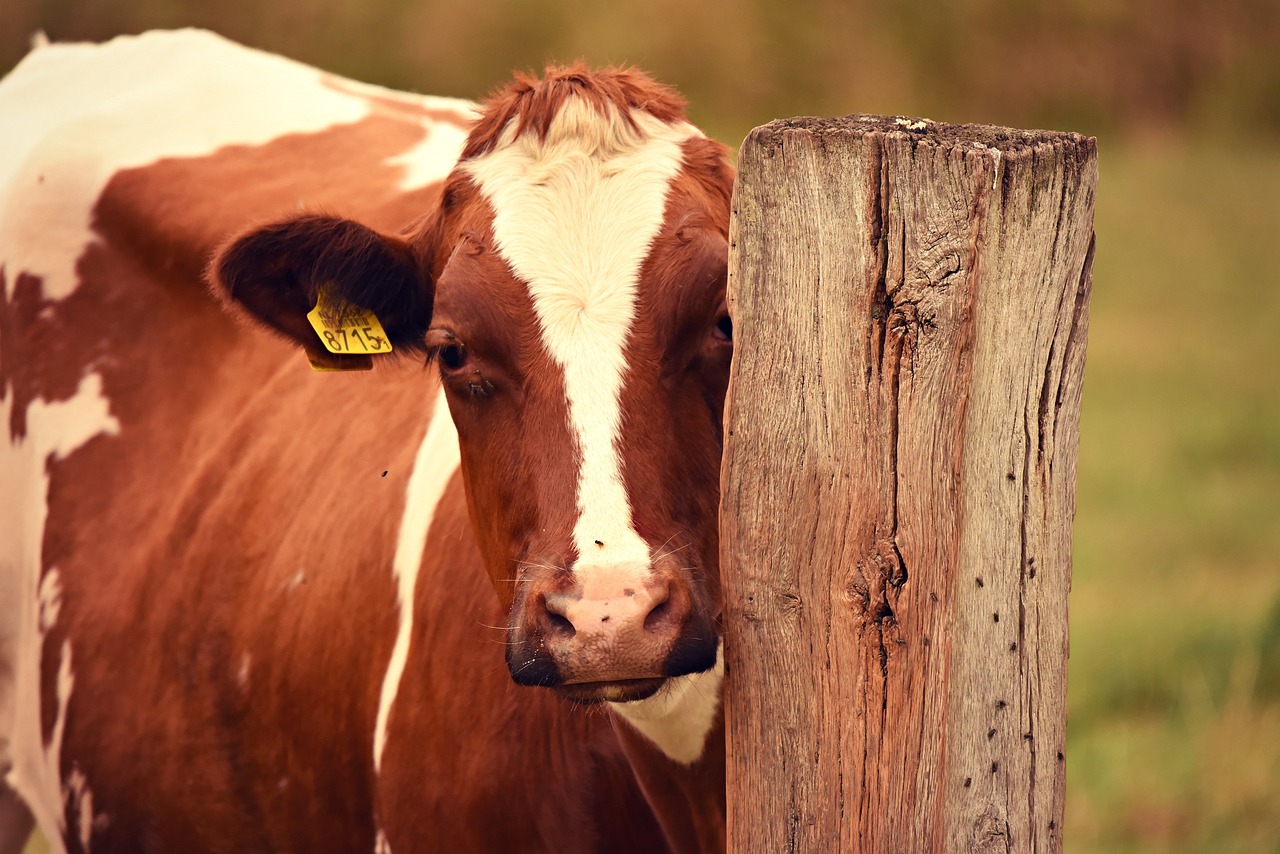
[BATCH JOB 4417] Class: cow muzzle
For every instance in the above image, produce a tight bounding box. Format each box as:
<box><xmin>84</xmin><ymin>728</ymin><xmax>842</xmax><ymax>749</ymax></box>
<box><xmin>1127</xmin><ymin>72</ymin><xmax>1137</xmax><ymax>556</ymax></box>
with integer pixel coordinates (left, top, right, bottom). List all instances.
<box><xmin>506</xmin><ymin>562</ymin><xmax>717</xmax><ymax>702</ymax></box>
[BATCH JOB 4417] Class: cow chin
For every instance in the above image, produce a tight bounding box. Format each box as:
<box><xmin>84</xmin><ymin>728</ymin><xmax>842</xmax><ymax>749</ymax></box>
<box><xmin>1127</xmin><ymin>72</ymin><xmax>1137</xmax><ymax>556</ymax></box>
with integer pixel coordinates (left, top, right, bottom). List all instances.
<box><xmin>505</xmin><ymin>622</ymin><xmax>720</xmax><ymax>704</ymax></box>
<box><xmin>555</xmin><ymin>678</ymin><xmax>669</xmax><ymax>705</ymax></box>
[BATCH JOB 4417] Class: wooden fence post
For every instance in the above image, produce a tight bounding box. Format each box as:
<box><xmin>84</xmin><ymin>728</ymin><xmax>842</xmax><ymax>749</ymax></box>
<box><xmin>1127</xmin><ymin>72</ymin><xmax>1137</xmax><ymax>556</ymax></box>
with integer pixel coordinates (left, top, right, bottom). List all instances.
<box><xmin>720</xmin><ymin>116</ymin><xmax>1096</xmax><ymax>852</ymax></box>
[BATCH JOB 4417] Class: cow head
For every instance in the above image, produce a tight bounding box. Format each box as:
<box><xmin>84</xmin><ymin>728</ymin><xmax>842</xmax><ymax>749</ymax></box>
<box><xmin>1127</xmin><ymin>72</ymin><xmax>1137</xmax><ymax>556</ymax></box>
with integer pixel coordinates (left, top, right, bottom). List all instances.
<box><xmin>210</xmin><ymin>66</ymin><xmax>734</xmax><ymax>707</ymax></box>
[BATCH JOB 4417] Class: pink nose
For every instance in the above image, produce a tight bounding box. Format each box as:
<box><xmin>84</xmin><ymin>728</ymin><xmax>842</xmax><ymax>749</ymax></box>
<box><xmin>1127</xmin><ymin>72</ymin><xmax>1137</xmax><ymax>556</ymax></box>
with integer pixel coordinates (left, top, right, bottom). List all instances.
<box><xmin>544</xmin><ymin>578</ymin><xmax>672</xmax><ymax>642</ymax></box>
<box><xmin>535</xmin><ymin>567</ymin><xmax>684</xmax><ymax>684</ymax></box>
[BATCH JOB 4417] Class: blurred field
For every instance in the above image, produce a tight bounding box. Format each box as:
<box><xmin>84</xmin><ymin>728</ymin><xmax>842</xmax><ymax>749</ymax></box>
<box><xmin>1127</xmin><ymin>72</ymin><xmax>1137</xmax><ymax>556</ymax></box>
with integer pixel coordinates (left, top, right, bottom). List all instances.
<box><xmin>5</xmin><ymin>0</ymin><xmax>1280</xmax><ymax>146</ymax></box>
<box><xmin>7</xmin><ymin>0</ymin><xmax>1280</xmax><ymax>851</ymax></box>
<box><xmin>1066</xmin><ymin>141</ymin><xmax>1280</xmax><ymax>852</ymax></box>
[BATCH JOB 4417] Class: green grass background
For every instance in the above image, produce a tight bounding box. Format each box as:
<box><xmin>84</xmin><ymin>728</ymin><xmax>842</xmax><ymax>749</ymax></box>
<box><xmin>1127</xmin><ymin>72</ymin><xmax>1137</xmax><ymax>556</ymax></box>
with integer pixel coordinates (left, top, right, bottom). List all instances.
<box><xmin>7</xmin><ymin>0</ymin><xmax>1280</xmax><ymax>850</ymax></box>
<box><xmin>1065</xmin><ymin>142</ymin><xmax>1280</xmax><ymax>852</ymax></box>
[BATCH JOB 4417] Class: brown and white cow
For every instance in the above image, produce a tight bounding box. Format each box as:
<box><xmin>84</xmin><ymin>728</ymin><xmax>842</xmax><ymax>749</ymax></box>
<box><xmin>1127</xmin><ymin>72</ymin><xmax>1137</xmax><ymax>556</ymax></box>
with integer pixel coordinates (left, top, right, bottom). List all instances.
<box><xmin>1</xmin><ymin>28</ymin><xmax>735</xmax><ymax>854</ymax></box>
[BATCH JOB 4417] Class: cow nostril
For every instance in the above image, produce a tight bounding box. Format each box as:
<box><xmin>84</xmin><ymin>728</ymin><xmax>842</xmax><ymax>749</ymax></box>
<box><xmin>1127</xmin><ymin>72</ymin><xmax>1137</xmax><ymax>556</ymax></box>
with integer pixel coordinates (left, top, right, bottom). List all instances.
<box><xmin>643</xmin><ymin>598</ymin><xmax>673</xmax><ymax>632</ymax></box>
<box><xmin>545</xmin><ymin>611</ymin><xmax>576</xmax><ymax>639</ymax></box>
<box><xmin>541</xmin><ymin>592</ymin><xmax>577</xmax><ymax>639</ymax></box>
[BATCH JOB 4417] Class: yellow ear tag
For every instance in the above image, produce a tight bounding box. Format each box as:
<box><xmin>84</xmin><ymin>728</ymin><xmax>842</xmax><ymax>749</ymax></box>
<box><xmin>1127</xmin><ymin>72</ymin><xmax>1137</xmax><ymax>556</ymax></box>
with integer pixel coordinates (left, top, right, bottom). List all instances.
<box><xmin>306</xmin><ymin>285</ymin><xmax>393</xmax><ymax>356</ymax></box>
<box><xmin>306</xmin><ymin>351</ymin><xmax>371</xmax><ymax>372</ymax></box>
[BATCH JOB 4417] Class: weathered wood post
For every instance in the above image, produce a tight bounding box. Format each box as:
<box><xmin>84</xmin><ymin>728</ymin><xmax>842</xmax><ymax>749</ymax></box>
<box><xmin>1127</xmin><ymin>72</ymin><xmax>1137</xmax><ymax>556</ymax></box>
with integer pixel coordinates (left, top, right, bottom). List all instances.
<box><xmin>720</xmin><ymin>117</ymin><xmax>1096</xmax><ymax>852</ymax></box>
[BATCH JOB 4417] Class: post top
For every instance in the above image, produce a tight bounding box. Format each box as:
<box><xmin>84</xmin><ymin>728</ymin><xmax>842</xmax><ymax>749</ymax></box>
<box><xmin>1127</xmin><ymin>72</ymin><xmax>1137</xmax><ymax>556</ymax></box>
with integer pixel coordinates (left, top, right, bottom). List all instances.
<box><xmin>750</xmin><ymin>114</ymin><xmax>1096</xmax><ymax>158</ymax></box>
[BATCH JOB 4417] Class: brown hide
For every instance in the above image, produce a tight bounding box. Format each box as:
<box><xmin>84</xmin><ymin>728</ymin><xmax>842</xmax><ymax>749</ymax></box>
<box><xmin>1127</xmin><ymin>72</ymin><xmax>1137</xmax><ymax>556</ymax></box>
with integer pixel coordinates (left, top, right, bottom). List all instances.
<box><xmin>4</xmin><ymin>45</ymin><xmax>730</xmax><ymax>854</ymax></box>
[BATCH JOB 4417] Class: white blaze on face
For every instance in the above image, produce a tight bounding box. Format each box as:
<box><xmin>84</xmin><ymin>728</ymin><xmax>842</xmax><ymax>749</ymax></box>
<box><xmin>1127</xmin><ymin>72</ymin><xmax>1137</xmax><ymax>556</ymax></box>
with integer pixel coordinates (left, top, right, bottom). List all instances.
<box><xmin>463</xmin><ymin>99</ymin><xmax>699</xmax><ymax>574</ymax></box>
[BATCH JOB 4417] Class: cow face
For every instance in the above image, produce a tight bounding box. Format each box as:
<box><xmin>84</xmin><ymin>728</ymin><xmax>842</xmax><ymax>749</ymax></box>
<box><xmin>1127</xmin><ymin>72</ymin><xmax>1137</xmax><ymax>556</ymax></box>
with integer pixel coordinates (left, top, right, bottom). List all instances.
<box><xmin>211</xmin><ymin>67</ymin><xmax>734</xmax><ymax>705</ymax></box>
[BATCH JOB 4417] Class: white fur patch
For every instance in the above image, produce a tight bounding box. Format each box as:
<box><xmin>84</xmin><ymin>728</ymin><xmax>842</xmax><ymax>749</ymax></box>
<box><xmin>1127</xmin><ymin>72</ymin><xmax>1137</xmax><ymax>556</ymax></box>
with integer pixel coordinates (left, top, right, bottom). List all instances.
<box><xmin>609</xmin><ymin>642</ymin><xmax>724</xmax><ymax>764</ymax></box>
<box><xmin>388</xmin><ymin>117</ymin><xmax>473</xmax><ymax>192</ymax></box>
<box><xmin>64</xmin><ymin>764</ymin><xmax>97</xmax><ymax>852</ymax></box>
<box><xmin>373</xmin><ymin>388</ymin><xmax>459</xmax><ymax>774</ymax></box>
<box><xmin>0</xmin><ymin>29</ymin><xmax>463</xmax><ymax>303</ymax></box>
<box><xmin>463</xmin><ymin>98</ymin><xmax>699</xmax><ymax>576</ymax></box>
<box><xmin>1</xmin><ymin>372</ymin><xmax>118</xmax><ymax>854</ymax></box>
<box><xmin>235</xmin><ymin>652</ymin><xmax>251</xmax><ymax>693</ymax></box>
<box><xmin>318</xmin><ymin>72</ymin><xmax>477</xmax><ymax>192</ymax></box>
<box><xmin>37</xmin><ymin>568</ymin><xmax>62</xmax><ymax>634</ymax></box>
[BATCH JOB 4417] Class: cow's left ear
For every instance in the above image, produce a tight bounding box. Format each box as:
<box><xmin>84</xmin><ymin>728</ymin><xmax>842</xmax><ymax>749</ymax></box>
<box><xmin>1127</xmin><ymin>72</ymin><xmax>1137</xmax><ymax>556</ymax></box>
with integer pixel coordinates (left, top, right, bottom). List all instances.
<box><xmin>209</xmin><ymin>214</ymin><xmax>432</xmax><ymax>367</ymax></box>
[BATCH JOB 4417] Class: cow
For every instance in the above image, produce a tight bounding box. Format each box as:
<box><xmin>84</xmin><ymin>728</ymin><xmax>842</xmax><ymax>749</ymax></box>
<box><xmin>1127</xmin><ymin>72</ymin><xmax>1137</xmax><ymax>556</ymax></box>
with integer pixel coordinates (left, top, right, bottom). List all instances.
<box><xmin>0</xmin><ymin>27</ymin><xmax>736</xmax><ymax>854</ymax></box>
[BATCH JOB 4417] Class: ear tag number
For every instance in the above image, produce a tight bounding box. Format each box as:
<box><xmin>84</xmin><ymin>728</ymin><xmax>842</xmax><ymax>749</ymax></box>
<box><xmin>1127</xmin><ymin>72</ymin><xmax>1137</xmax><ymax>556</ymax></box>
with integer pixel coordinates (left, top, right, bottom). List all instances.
<box><xmin>306</xmin><ymin>285</ymin><xmax>393</xmax><ymax>355</ymax></box>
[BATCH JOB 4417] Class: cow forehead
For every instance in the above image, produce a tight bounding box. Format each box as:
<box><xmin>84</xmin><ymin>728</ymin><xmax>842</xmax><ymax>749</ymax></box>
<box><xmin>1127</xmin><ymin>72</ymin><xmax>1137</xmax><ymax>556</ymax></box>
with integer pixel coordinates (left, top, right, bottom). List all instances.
<box><xmin>460</xmin><ymin>99</ymin><xmax>698</xmax><ymax>350</ymax></box>
<box><xmin>459</xmin><ymin>97</ymin><xmax>702</xmax><ymax>570</ymax></box>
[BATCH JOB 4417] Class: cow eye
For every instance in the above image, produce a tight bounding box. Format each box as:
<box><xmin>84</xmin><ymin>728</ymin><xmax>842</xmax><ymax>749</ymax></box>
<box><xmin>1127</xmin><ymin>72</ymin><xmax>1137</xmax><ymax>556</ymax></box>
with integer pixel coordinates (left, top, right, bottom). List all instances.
<box><xmin>426</xmin><ymin>328</ymin><xmax>470</xmax><ymax>373</ymax></box>
<box><xmin>714</xmin><ymin>313</ymin><xmax>733</xmax><ymax>342</ymax></box>
<box><xmin>437</xmin><ymin>343</ymin><xmax>468</xmax><ymax>372</ymax></box>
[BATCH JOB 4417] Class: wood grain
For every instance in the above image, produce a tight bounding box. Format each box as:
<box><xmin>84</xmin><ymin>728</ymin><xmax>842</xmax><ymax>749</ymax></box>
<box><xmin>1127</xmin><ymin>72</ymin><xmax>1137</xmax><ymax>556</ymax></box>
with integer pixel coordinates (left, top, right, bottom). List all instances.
<box><xmin>720</xmin><ymin>116</ymin><xmax>1096</xmax><ymax>853</ymax></box>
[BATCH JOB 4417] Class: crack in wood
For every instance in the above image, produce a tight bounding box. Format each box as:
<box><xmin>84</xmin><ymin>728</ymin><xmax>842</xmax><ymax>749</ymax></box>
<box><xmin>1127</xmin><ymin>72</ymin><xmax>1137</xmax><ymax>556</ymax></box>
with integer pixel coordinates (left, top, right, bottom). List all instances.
<box><xmin>1053</xmin><ymin>234</ymin><xmax>1095</xmax><ymax>441</ymax></box>
<box><xmin>723</xmin><ymin>116</ymin><xmax>1092</xmax><ymax>854</ymax></box>
<box><xmin>866</xmin><ymin>134</ymin><xmax>890</xmax><ymax>385</ymax></box>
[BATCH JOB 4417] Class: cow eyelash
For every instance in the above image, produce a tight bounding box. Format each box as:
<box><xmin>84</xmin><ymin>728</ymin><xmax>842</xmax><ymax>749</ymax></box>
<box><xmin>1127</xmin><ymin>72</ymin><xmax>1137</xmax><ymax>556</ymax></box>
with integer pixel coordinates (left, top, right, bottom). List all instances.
<box><xmin>425</xmin><ymin>328</ymin><xmax>469</xmax><ymax>372</ymax></box>
<box><xmin>438</xmin><ymin>343</ymin><xmax>468</xmax><ymax>371</ymax></box>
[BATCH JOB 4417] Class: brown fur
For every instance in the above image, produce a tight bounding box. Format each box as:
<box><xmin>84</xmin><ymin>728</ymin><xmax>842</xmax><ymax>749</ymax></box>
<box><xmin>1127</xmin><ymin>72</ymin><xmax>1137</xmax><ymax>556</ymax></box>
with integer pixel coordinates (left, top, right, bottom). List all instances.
<box><xmin>11</xmin><ymin>62</ymin><xmax>734</xmax><ymax>853</ymax></box>
<box><xmin>462</xmin><ymin>63</ymin><xmax>689</xmax><ymax>159</ymax></box>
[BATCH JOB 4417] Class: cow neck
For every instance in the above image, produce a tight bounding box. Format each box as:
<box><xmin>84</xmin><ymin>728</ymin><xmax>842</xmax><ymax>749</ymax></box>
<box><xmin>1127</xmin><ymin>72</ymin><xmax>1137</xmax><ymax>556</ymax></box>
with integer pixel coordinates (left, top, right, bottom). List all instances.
<box><xmin>612</xmin><ymin>706</ymin><xmax>726</xmax><ymax>854</ymax></box>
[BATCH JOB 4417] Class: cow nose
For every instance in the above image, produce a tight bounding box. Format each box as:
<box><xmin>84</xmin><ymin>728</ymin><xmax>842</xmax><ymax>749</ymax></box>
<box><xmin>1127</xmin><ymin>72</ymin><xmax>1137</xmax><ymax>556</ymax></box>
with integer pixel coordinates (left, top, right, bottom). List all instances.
<box><xmin>527</xmin><ymin>564</ymin><xmax>694</xmax><ymax>685</ymax></box>
<box><xmin>542</xmin><ymin>578</ymin><xmax>673</xmax><ymax>642</ymax></box>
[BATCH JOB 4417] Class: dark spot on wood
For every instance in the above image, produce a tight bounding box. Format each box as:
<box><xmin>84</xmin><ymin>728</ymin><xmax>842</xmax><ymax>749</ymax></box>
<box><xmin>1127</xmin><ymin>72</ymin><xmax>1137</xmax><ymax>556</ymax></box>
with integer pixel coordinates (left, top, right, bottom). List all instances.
<box><xmin>997</xmin><ymin>700</ymin><xmax>1008</xmax><ymax>710</ymax></box>
<box><xmin>1029</xmin><ymin>567</ymin><xmax>1037</xmax><ymax>579</ymax></box>
<box><xmin>1006</xmin><ymin>471</ymin><xmax>1016</xmax><ymax>481</ymax></box>
<box><xmin>1024</xmin><ymin>732</ymin><xmax>1033</xmax><ymax>741</ymax></box>
<box><xmin>993</xmin><ymin>612</ymin><xmax>1000</xmax><ymax>623</ymax></box>
<box><xmin>991</xmin><ymin>761</ymin><xmax>999</xmax><ymax>773</ymax></box>
<box><xmin>987</xmin><ymin>728</ymin><xmax>996</xmax><ymax>740</ymax></box>
<box><xmin>1057</xmin><ymin>751</ymin><xmax>1064</xmax><ymax>762</ymax></box>
<box><xmin>1010</xmin><ymin>642</ymin><xmax>1018</xmax><ymax>651</ymax></box>
<box><xmin>964</xmin><ymin>777</ymin><xmax>972</xmax><ymax>788</ymax></box>
<box><xmin>929</xmin><ymin>591</ymin><xmax>939</xmax><ymax>602</ymax></box>
<box><xmin>922</xmin><ymin>636</ymin><xmax>931</xmax><ymax>647</ymax></box>
<box><xmin>1049</xmin><ymin>821</ymin><xmax>1056</xmax><ymax>831</ymax></box>
<box><xmin>976</xmin><ymin>577</ymin><xmax>984</xmax><ymax>587</ymax></box>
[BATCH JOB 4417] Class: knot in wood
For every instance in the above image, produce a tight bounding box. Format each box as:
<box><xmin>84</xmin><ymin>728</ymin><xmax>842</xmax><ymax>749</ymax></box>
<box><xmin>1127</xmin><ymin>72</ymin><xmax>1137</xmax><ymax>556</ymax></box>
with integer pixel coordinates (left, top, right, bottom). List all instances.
<box><xmin>970</xmin><ymin>806</ymin><xmax>1009</xmax><ymax>852</ymax></box>
<box><xmin>887</xmin><ymin>302</ymin><xmax>920</xmax><ymax>334</ymax></box>
<box><xmin>848</xmin><ymin>539</ymin><xmax>907</xmax><ymax>628</ymax></box>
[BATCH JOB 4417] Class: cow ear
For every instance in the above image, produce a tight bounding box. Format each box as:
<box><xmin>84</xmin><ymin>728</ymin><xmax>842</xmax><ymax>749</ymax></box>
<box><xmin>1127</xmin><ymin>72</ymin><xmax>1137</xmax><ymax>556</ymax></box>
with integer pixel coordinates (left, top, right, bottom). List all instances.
<box><xmin>208</xmin><ymin>214</ymin><xmax>432</xmax><ymax>366</ymax></box>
